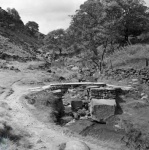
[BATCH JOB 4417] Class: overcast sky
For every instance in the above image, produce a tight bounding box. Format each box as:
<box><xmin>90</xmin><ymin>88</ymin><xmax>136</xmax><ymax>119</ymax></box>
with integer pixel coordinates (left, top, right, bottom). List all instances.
<box><xmin>1</xmin><ymin>0</ymin><xmax>149</xmax><ymax>34</ymax></box>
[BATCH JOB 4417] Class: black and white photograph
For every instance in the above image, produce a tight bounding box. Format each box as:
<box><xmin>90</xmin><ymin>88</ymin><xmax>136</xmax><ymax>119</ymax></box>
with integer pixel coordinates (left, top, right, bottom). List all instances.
<box><xmin>0</xmin><ymin>0</ymin><xmax>149</xmax><ymax>149</ymax></box>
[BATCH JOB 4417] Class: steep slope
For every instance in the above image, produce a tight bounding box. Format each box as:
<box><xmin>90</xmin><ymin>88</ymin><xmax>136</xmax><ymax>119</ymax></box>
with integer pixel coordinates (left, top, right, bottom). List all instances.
<box><xmin>0</xmin><ymin>7</ymin><xmax>45</xmax><ymax>61</ymax></box>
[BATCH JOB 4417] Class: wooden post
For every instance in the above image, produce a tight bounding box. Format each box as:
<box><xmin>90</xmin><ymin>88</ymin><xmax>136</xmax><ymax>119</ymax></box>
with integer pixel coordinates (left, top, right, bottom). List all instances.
<box><xmin>146</xmin><ymin>58</ymin><xmax>148</xmax><ymax>67</ymax></box>
<box><xmin>110</xmin><ymin>60</ymin><xmax>113</xmax><ymax>70</ymax></box>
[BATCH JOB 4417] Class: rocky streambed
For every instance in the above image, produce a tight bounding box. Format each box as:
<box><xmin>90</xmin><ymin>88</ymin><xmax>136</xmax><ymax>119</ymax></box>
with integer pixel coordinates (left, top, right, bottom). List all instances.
<box><xmin>25</xmin><ymin>82</ymin><xmax>130</xmax><ymax>146</ymax></box>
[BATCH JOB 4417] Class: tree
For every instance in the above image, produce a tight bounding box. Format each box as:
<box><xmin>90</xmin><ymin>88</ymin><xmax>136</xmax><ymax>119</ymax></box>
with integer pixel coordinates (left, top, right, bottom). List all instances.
<box><xmin>69</xmin><ymin>0</ymin><xmax>149</xmax><ymax>71</ymax></box>
<box><xmin>44</xmin><ymin>29</ymin><xmax>66</xmax><ymax>56</ymax></box>
<box><xmin>103</xmin><ymin>0</ymin><xmax>149</xmax><ymax>43</ymax></box>
<box><xmin>25</xmin><ymin>21</ymin><xmax>39</xmax><ymax>35</ymax></box>
<box><xmin>70</xmin><ymin>0</ymin><xmax>109</xmax><ymax>70</ymax></box>
<box><xmin>7</xmin><ymin>7</ymin><xmax>21</xmax><ymax>20</ymax></box>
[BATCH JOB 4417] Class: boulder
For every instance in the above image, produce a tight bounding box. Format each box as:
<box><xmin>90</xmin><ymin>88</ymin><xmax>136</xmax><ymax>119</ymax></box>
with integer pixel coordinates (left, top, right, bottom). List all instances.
<box><xmin>90</xmin><ymin>99</ymin><xmax>116</xmax><ymax>122</ymax></box>
<box><xmin>47</xmin><ymin>69</ymin><xmax>52</xmax><ymax>73</ymax></box>
<box><xmin>61</xmin><ymin>116</ymin><xmax>73</xmax><ymax>125</ymax></box>
<box><xmin>77</xmin><ymin>109</ymin><xmax>87</xmax><ymax>117</ymax></box>
<box><xmin>64</xmin><ymin>106</ymin><xmax>72</xmax><ymax>116</ymax></box>
<box><xmin>71</xmin><ymin>66</ymin><xmax>79</xmax><ymax>71</ymax></box>
<box><xmin>72</xmin><ymin>112</ymin><xmax>80</xmax><ymax>120</ymax></box>
<box><xmin>71</xmin><ymin>101</ymin><xmax>83</xmax><ymax>111</ymax></box>
<box><xmin>59</xmin><ymin>141</ymin><xmax>90</xmax><ymax>150</ymax></box>
<box><xmin>59</xmin><ymin>76</ymin><xmax>66</xmax><ymax>81</ymax></box>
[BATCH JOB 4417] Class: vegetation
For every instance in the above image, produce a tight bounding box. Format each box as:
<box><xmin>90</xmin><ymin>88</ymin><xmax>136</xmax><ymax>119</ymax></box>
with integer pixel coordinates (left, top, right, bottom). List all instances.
<box><xmin>6</xmin><ymin>7</ymin><xmax>21</xmax><ymax>20</ymax></box>
<box><xmin>43</xmin><ymin>0</ymin><xmax>149</xmax><ymax>71</ymax></box>
<box><xmin>25</xmin><ymin>21</ymin><xmax>39</xmax><ymax>35</ymax></box>
<box><xmin>0</xmin><ymin>6</ymin><xmax>44</xmax><ymax>59</ymax></box>
<box><xmin>105</xmin><ymin>44</ymin><xmax>149</xmax><ymax>69</ymax></box>
<box><xmin>44</xmin><ymin>29</ymin><xmax>66</xmax><ymax>55</ymax></box>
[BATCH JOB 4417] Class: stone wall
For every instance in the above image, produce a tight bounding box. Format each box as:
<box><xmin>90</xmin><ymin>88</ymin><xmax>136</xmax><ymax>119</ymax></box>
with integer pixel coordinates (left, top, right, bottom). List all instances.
<box><xmin>104</xmin><ymin>68</ymin><xmax>149</xmax><ymax>85</ymax></box>
<box><xmin>90</xmin><ymin>87</ymin><xmax>116</xmax><ymax>99</ymax></box>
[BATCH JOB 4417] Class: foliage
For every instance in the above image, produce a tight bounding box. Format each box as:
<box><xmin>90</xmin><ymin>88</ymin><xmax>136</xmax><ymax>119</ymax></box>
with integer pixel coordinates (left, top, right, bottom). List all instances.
<box><xmin>25</xmin><ymin>21</ymin><xmax>39</xmax><ymax>35</ymax></box>
<box><xmin>44</xmin><ymin>29</ymin><xmax>67</xmax><ymax>61</ymax></box>
<box><xmin>70</xmin><ymin>0</ymin><xmax>106</xmax><ymax>55</ymax></box>
<box><xmin>67</xmin><ymin>0</ymin><xmax>149</xmax><ymax>70</ymax></box>
<box><xmin>6</xmin><ymin>8</ymin><xmax>21</xmax><ymax>20</ymax></box>
<box><xmin>104</xmin><ymin>0</ymin><xmax>149</xmax><ymax>42</ymax></box>
<box><xmin>44</xmin><ymin>0</ymin><xmax>149</xmax><ymax>71</ymax></box>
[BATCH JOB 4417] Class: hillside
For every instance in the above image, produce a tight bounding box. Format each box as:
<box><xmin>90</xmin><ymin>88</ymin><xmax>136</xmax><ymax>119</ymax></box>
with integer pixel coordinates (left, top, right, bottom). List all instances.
<box><xmin>0</xmin><ymin>7</ymin><xmax>45</xmax><ymax>60</ymax></box>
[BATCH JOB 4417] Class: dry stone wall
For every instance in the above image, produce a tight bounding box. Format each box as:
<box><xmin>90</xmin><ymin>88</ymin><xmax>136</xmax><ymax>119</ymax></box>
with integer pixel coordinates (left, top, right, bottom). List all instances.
<box><xmin>104</xmin><ymin>68</ymin><xmax>149</xmax><ymax>85</ymax></box>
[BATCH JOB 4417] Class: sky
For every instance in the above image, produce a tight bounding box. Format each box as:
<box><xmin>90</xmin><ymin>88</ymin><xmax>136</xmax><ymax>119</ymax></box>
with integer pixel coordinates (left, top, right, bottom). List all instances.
<box><xmin>0</xmin><ymin>0</ymin><xmax>86</xmax><ymax>34</ymax></box>
<box><xmin>0</xmin><ymin>0</ymin><xmax>149</xmax><ymax>34</ymax></box>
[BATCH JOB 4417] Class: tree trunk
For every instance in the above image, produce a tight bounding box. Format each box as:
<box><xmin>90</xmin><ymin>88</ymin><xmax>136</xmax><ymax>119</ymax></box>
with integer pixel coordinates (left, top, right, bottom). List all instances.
<box><xmin>92</xmin><ymin>47</ymin><xmax>98</xmax><ymax>56</ymax></box>
<box><xmin>100</xmin><ymin>39</ymin><xmax>108</xmax><ymax>71</ymax></box>
<box><xmin>125</xmin><ymin>35</ymin><xmax>128</xmax><ymax>42</ymax></box>
<box><xmin>125</xmin><ymin>28</ymin><xmax>129</xmax><ymax>43</ymax></box>
<box><xmin>59</xmin><ymin>48</ymin><xmax>62</xmax><ymax>55</ymax></box>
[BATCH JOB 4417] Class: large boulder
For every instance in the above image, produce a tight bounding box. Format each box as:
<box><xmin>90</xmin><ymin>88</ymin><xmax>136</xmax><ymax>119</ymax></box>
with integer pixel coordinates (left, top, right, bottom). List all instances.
<box><xmin>59</xmin><ymin>140</ymin><xmax>90</xmax><ymax>150</ymax></box>
<box><xmin>90</xmin><ymin>99</ymin><xmax>116</xmax><ymax>122</ymax></box>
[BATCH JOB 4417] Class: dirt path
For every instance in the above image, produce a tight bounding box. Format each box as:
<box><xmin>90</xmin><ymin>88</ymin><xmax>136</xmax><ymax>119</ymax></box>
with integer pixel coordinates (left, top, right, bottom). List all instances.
<box><xmin>0</xmin><ymin>60</ymin><xmax>121</xmax><ymax>150</ymax></box>
<box><xmin>2</xmin><ymin>81</ymin><xmax>108</xmax><ymax>150</ymax></box>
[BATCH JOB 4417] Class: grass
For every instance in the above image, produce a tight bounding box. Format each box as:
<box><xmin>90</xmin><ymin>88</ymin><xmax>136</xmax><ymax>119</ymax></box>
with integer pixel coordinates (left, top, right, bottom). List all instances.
<box><xmin>105</xmin><ymin>44</ymin><xmax>149</xmax><ymax>69</ymax></box>
<box><xmin>0</xmin><ymin>138</ymin><xmax>18</xmax><ymax>150</ymax></box>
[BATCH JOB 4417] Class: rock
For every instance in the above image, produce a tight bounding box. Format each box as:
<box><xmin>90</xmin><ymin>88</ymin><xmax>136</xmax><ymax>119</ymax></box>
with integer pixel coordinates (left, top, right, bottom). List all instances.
<box><xmin>71</xmin><ymin>101</ymin><xmax>83</xmax><ymax>111</ymax></box>
<box><xmin>80</xmin><ymin>116</ymin><xmax>88</xmax><ymax>120</ymax></box>
<box><xmin>71</xmin><ymin>66</ymin><xmax>79</xmax><ymax>71</ymax></box>
<box><xmin>90</xmin><ymin>99</ymin><xmax>116</xmax><ymax>122</ymax></box>
<box><xmin>68</xmin><ymin>89</ymin><xmax>76</xmax><ymax>93</ymax></box>
<box><xmin>59</xmin><ymin>76</ymin><xmax>66</xmax><ymax>81</ymax></box>
<box><xmin>73</xmin><ymin>112</ymin><xmax>80</xmax><ymax>120</ymax></box>
<box><xmin>47</xmin><ymin>69</ymin><xmax>52</xmax><ymax>73</ymax></box>
<box><xmin>10</xmin><ymin>66</ymin><xmax>14</xmax><ymax>70</ymax></box>
<box><xmin>52</xmin><ymin>89</ymin><xmax>62</xmax><ymax>93</ymax></box>
<box><xmin>93</xmin><ymin>71</ymin><xmax>101</xmax><ymax>79</ymax></box>
<box><xmin>65</xmin><ymin>119</ymin><xmax>75</xmax><ymax>126</ymax></box>
<box><xmin>37</xmin><ymin>139</ymin><xmax>42</xmax><ymax>143</ymax></box>
<box><xmin>64</xmin><ymin>106</ymin><xmax>72</xmax><ymax>116</ymax></box>
<box><xmin>77</xmin><ymin>109</ymin><xmax>87</xmax><ymax>117</ymax></box>
<box><xmin>141</xmin><ymin>95</ymin><xmax>148</xmax><ymax>100</ymax></box>
<box><xmin>83</xmin><ymin>102</ymin><xmax>89</xmax><ymax>110</ymax></box>
<box><xmin>61</xmin><ymin>116</ymin><xmax>73</xmax><ymax>124</ymax></box>
<box><xmin>59</xmin><ymin>141</ymin><xmax>90</xmax><ymax>150</ymax></box>
<box><xmin>141</xmin><ymin>93</ymin><xmax>145</xmax><ymax>96</ymax></box>
<box><xmin>28</xmin><ymin>98</ymin><xmax>35</xmax><ymax>105</ymax></box>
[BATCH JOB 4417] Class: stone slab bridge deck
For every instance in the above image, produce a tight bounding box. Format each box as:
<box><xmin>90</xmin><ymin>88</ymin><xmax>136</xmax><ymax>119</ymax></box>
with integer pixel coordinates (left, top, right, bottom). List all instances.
<box><xmin>29</xmin><ymin>82</ymin><xmax>132</xmax><ymax>92</ymax></box>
